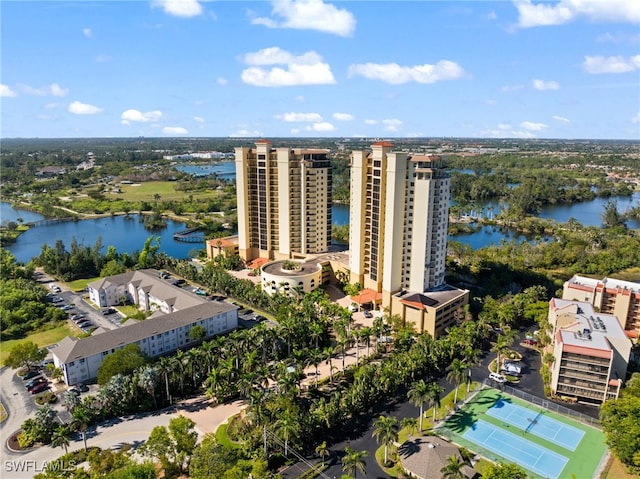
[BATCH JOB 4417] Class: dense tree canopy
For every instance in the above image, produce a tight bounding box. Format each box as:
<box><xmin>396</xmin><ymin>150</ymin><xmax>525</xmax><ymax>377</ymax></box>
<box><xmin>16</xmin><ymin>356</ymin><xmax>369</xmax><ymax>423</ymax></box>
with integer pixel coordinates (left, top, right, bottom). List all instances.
<box><xmin>97</xmin><ymin>344</ymin><xmax>149</xmax><ymax>385</ymax></box>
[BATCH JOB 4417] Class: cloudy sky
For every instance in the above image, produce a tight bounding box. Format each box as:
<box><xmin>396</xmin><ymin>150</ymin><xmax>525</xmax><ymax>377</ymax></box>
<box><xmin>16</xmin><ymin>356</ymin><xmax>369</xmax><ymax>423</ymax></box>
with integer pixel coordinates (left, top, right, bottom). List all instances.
<box><xmin>2</xmin><ymin>0</ymin><xmax>639</xmax><ymax>139</ymax></box>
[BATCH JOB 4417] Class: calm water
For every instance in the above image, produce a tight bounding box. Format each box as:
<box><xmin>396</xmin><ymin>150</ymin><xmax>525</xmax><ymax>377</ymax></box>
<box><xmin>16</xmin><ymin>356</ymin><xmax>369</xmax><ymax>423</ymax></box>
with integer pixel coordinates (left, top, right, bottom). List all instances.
<box><xmin>2</xmin><ymin>189</ymin><xmax>638</xmax><ymax>263</ymax></box>
<box><xmin>174</xmin><ymin>161</ymin><xmax>236</xmax><ymax>178</ymax></box>
<box><xmin>1</xmin><ymin>203</ymin><xmax>200</xmax><ymax>264</ymax></box>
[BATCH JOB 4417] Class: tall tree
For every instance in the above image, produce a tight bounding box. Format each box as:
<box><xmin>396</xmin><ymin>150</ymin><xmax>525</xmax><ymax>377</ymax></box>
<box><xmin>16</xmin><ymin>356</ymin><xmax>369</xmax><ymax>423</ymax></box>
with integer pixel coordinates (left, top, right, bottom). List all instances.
<box><xmin>440</xmin><ymin>454</ymin><xmax>466</xmax><ymax>479</ymax></box>
<box><xmin>50</xmin><ymin>425</ymin><xmax>70</xmax><ymax>455</ymax></box>
<box><xmin>372</xmin><ymin>415</ymin><xmax>398</xmax><ymax>465</ymax></box>
<box><xmin>6</xmin><ymin>342</ymin><xmax>47</xmax><ymax>371</ymax></box>
<box><xmin>427</xmin><ymin>382</ymin><xmax>444</xmax><ymax>423</ymax></box>
<box><xmin>341</xmin><ymin>446</ymin><xmax>368</xmax><ymax>479</ymax></box>
<box><xmin>407</xmin><ymin>379</ymin><xmax>429</xmax><ymax>433</ymax></box>
<box><xmin>446</xmin><ymin>358</ymin><xmax>469</xmax><ymax>405</ymax></box>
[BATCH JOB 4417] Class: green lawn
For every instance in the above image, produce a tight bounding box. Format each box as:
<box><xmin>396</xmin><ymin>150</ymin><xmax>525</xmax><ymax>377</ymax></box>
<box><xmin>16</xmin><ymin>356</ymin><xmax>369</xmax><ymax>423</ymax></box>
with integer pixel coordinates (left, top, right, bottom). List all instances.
<box><xmin>66</xmin><ymin>277</ymin><xmax>99</xmax><ymax>292</ymax></box>
<box><xmin>117</xmin><ymin>181</ymin><xmax>222</xmax><ymax>202</ymax></box>
<box><xmin>1</xmin><ymin>323</ymin><xmax>79</xmax><ymax>366</ymax></box>
<box><xmin>436</xmin><ymin>388</ymin><xmax>608</xmax><ymax>479</ymax></box>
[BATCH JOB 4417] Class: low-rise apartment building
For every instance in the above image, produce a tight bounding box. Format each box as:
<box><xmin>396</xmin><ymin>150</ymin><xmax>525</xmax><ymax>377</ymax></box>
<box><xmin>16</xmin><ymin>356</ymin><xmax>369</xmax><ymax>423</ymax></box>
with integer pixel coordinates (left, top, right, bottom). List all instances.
<box><xmin>548</xmin><ymin>298</ymin><xmax>632</xmax><ymax>405</ymax></box>
<box><xmin>53</xmin><ymin>269</ymin><xmax>238</xmax><ymax>385</ymax></box>
<box><xmin>562</xmin><ymin>275</ymin><xmax>640</xmax><ymax>339</ymax></box>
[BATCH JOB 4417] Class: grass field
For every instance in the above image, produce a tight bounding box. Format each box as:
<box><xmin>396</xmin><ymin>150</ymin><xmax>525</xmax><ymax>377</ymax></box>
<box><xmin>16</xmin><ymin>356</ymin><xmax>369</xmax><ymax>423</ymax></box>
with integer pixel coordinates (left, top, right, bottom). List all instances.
<box><xmin>117</xmin><ymin>181</ymin><xmax>222</xmax><ymax>202</ymax></box>
<box><xmin>1</xmin><ymin>323</ymin><xmax>80</xmax><ymax>366</ymax></box>
<box><xmin>436</xmin><ymin>388</ymin><xmax>607</xmax><ymax>479</ymax></box>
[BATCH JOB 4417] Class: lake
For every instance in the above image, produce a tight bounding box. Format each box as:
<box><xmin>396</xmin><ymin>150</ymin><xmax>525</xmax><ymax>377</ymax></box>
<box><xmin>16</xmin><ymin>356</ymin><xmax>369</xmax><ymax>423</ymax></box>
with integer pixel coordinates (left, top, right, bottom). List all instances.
<box><xmin>3</xmin><ymin>190</ymin><xmax>638</xmax><ymax>263</ymax></box>
<box><xmin>1</xmin><ymin>203</ymin><xmax>201</xmax><ymax>264</ymax></box>
<box><xmin>174</xmin><ymin>161</ymin><xmax>236</xmax><ymax>178</ymax></box>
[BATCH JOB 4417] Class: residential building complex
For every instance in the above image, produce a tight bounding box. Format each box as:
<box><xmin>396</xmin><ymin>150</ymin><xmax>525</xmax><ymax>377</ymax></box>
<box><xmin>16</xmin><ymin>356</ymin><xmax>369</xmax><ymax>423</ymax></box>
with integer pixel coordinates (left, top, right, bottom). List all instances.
<box><xmin>235</xmin><ymin>139</ymin><xmax>332</xmax><ymax>262</ymax></box>
<box><xmin>52</xmin><ymin>269</ymin><xmax>238</xmax><ymax>385</ymax></box>
<box><xmin>562</xmin><ymin>275</ymin><xmax>640</xmax><ymax>339</ymax></box>
<box><xmin>349</xmin><ymin>142</ymin><xmax>468</xmax><ymax>337</ymax></box>
<box><xmin>548</xmin><ymin>298</ymin><xmax>632</xmax><ymax>405</ymax></box>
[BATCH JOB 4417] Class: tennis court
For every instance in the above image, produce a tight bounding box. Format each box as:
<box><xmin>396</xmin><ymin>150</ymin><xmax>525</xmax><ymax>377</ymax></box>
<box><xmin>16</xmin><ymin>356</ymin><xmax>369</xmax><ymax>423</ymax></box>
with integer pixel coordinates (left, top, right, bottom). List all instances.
<box><xmin>436</xmin><ymin>388</ymin><xmax>608</xmax><ymax>479</ymax></box>
<box><xmin>486</xmin><ymin>398</ymin><xmax>585</xmax><ymax>450</ymax></box>
<box><xmin>463</xmin><ymin>419</ymin><xmax>568</xmax><ymax>479</ymax></box>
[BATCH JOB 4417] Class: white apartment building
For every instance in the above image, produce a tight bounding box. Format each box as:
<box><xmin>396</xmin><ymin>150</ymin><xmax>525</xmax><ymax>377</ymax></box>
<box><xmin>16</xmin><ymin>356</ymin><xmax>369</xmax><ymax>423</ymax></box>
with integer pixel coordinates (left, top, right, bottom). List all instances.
<box><xmin>548</xmin><ymin>298</ymin><xmax>632</xmax><ymax>405</ymax></box>
<box><xmin>562</xmin><ymin>275</ymin><xmax>640</xmax><ymax>339</ymax></box>
<box><xmin>53</xmin><ymin>270</ymin><xmax>238</xmax><ymax>385</ymax></box>
<box><xmin>349</xmin><ymin>142</ymin><xmax>468</xmax><ymax>337</ymax></box>
<box><xmin>235</xmin><ymin>139</ymin><xmax>332</xmax><ymax>262</ymax></box>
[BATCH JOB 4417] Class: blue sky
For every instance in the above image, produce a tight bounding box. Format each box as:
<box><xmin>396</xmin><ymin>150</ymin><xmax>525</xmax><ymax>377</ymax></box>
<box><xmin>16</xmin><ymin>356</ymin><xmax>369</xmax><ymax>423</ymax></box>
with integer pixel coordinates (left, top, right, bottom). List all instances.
<box><xmin>2</xmin><ymin>0</ymin><xmax>639</xmax><ymax>139</ymax></box>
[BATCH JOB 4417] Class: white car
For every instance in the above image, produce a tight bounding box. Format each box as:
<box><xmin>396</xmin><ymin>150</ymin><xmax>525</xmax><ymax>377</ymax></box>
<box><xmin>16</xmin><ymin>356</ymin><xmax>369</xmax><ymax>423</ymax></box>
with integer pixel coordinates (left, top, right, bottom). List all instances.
<box><xmin>489</xmin><ymin>372</ymin><xmax>508</xmax><ymax>384</ymax></box>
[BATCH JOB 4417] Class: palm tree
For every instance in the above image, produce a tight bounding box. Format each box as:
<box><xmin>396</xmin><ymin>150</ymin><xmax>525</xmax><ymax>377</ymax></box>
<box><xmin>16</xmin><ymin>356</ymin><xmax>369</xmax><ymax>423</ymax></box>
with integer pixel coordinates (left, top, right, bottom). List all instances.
<box><xmin>401</xmin><ymin>417</ymin><xmax>419</xmax><ymax>439</ymax></box>
<box><xmin>50</xmin><ymin>425</ymin><xmax>70</xmax><ymax>454</ymax></box>
<box><xmin>407</xmin><ymin>379</ymin><xmax>429</xmax><ymax>433</ymax></box>
<box><xmin>440</xmin><ymin>454</ymin><xmax>466</xmax><ymax>479</ymax></box>
<box><xmin>158</xmin><ymin>356</ymin><xmax>173</xmax><ymax>404</ymax></box>
<box><xmin>446</xmin><ymin>358</ymin><xmax>469</xmax><ymax>405</ymax></box>
<box><xmin>274</xmin><ymin>409</ymin><xmax>298</xmax><ymax>457</ymax></box>
<box><xmin>341</xmin><ymin>446</ymin><xmax>368</xmax><ymax>478</ymax></box>
<box><xmin>372</xmin><ymin>415</ymin><xmax>398</xmax><ymax>465</ymax></box>
<box><xmin>315</xmin><ymin>440</ymin><xmax>329</xmax><ymax>467</ymax></box>
<box><xmin>324</xmin><ymin>345</ymin><xmax>335</xmax><ymax>383</ymax></box>
<box><xmin>492</xmin><ymin>329</ymin><xmax>517</xmax><ymax>372</ymax></box>
<box><xmin>70</xmin><ymin>408</ymin><xmax>91</xmax><ymax>451</ymax></box>
<box><xmin>427</xmin><ymin>382</ymin><xmax>444</xmax><ymax>423</ymax></box>
<box><xmin>137</xmin><ymin>365</ymin><xmax>159</xmax><ymax>408</ymax></box>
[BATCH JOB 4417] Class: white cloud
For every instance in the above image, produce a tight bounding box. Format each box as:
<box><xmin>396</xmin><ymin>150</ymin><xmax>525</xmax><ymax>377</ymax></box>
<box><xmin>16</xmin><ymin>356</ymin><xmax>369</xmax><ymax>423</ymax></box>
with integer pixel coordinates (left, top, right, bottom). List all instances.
<box><xmin>364</xmin><ymin>119</ymin><xmax>377</xmax><ymax>125</ymax></box>
<box><xmin>163</xmin><ymin>126</ymin><xmax>188</xmax><ymax>135</ymax></box>
<box><xmin>532</xmin><ymin>79</ymin><xmax>559</xmax><ymax>91</ymax></box>
<box><xmin>277</xmin><ymin>112</ymin><xmax>323</xmax><ymax>122</ymax></box>
<box><xmin>306</xmin><ymin>122</ymin><xmax>335</xmax><ymax>132</ymax></box>
<box><xmin>44</xmin><ymin>102</ymin><xmax>61</xmax><ymax>109</ymax></box>
<box><xmin>120</xmin><ymin>109</ymin><xmax>163</xmax><ymax>124</ymax></box>
<box><xmin>632</xmin><ymin>112</ymin><xmax>640</xmax><ymax>124</ymax></box>
<box><xmin>333</xmin><ymin>112</ymin><xmax>354</xmax><ymax>121</ymax></box>
<box><xmin>515</xmin><ymin>0</ymin><xmax>640</xmax><ymax>28</ymax></box>
<box><xmin>0</xmin><ymin>84</ymin><xmax>17</xmax><ymax>97</ymax></box>
<box><xmin>553</xmin><ymin>115</ymin><xmax>571</xmax><ymax>124</ymax></box>
<box><xmin>382</xmin><ymin>118</ymin><xmax>403</xmax><ymax>132</ymax></box>
<box><xmin>193</xmin><ymin>116</ymin><xmax>205</xmax><ymax>123</ymax></box>
<box><xmin>250</xmin><ymin>0</ymin><xmax>356</xmax><ymax>37</ymax></box>
<box><xmin>241</xmin><ymin>47</ymin><xmax>335</xmax><ymax>87</ymax></box>
<box><xmin>229</xmin><ymin>129</ymin><xmax>264</xmax><ymax>137</ymax></box>
<box><xmin>50</xmin><ymin>83</ymin><xmax>68</xmax><ymax>97</ymax></box>
<box><xmin>582</xmin><ymin>55</ymin><xmax>640</xmax><ymax>74</ymax></box>
<box><xmin>68</xmin><ymin>101</ymin><xmax>103</xmax><ymax>115</ymax></box>
<box><xmin>497</xmin><ymin>123</ymin><xmax>512</xmax><ymax>130</ymax></box>
<box><xmin>95</xmin><ymin>55</ymin><xmax>111</xmax><ymax>63</ymax></box>
<box><xmin>501</xmin><ymin>84</ymin><xmax>524</xmax><ymax>92</ymax></box>
<box><xmin>217</xmin><ymin>77</ymin><xmax>228</xmax><ymax>86</ymax></box>
<box><xmin>348</xmin><ymin>60</ymin><xmax>465</xmax><ymax>84</ymax></box>
<box><xmin>83</xmin><ymin>28</ymin><xmax>92</xmax><ymax>38</ymax></box>
<box><xmin>294</xmin><ymin>95</ymin><xmax>305</xmax><ymax>102</ymax></box>
<box><xmin>487</xmin><ymin>11</ymin><xmax>497</xmax><ymax>20</ymax></box>
<box><xmin>151</xmin><ymin>0</ymin><xmax>203</xmax><ymax>18</ymax></box>
<box><xmin>19</xmin><ymin>83</ymin><xmax>68</xmax><ymax>97</ymax></box>
<box><xmin>290</xmin><ymin>128</ymin><xmax>301</xmax><ymax>134</ymax></box>
<box><xmin>520</xmin><ymin>121</ymin><xmax>548</xmax><ymax>131</ymax></box>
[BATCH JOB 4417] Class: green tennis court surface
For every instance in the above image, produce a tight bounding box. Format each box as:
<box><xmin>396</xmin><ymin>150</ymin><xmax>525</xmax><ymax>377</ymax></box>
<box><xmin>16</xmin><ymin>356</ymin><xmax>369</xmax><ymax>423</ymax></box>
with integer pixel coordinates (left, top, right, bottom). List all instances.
<box><xmin>436</xmin><ymin>388</ymin><xmax>607</xmax><ymax>479</ymax></box>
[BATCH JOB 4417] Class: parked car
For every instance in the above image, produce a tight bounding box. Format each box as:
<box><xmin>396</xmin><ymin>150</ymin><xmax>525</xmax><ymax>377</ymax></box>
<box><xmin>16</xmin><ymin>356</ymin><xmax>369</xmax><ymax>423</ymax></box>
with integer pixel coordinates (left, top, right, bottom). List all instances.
<box><xmin>194</xmin><ymin>288</ymin><xmax>207</xmax><ymax>296</ymax></box>
<box><xmin>489</xmin><ymin>372</ymin><xmax>508</xmax><ymax>384</ymax></box>
<box><xmin>60</xmin><ymin>304</ymin><xmax>74</xmax><ymax>311</ymax></box>
<box><xmin>171</xmin><ymin>279</ymin><xmax>186</xmax><ymax>286</ymax></box>
<box><xmin>71</xmin><ymin>314</ymin><xmax>86</xmax><ymax>321</ymax></box>
<box><xmin>363</xmin><ymin>310</ymin><xmax>373</xmax><ymax>318</ymax></box>
<box><xmin>254</xmin><ymin>315</ymin><xmax>266</xmax><ymax>322</ymax></box>
<box><xmin>22</xmin><ymin>369</ymin><xmax>41</xmax><ymax>381</ymax></box>
<box><xmin>523</xmin><ymin>339</ymin><xmax>538</xmax><ymax>346</ymax></box>
<box><xmin>30</xmin><ymin>382</ymin><xmax>50</xmax><ymax>394</ymax></box>
<box><xmin>49</xmin><ymin>296</ymin><xmax>63</xmax><ymax>303</ymax></box>
<box><xmin>101</xmin><ymin>308</ymin><xmax>116</xmax><ymax>315</ymax></box>
<box><xmin>348</xmin><ymin>303</ymin><xmax>358</xmax><ymax>312</ymax></box>
<box><xmin>25</xmin><ymin>377</ymin><xmax>46</xmax><ymax>389</ymax></box>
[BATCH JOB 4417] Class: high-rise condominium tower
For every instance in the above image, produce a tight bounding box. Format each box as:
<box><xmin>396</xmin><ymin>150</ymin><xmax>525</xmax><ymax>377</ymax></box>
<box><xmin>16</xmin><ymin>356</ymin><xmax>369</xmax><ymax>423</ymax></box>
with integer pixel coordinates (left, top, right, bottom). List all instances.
<box><xmin>349</xmin><ymin>141</ymin><xmax>468</xmax><ymax>337</ymax></box>
<box><xmin>235</xmin><ymin>140</ymin><xmax>332</xmax><ymax>262</ymax></box>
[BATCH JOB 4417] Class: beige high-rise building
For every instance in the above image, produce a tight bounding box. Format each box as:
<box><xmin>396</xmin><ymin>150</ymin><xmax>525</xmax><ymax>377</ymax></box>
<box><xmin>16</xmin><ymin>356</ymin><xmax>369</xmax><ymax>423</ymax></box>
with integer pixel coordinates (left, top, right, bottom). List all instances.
<box><xmin>235</xmin><ymin>139</ymin><xmax>332</xmax><ymax>262</ymax></box>
<box><xmin>349</xmin><ymin>141</ymin><xmax>468</xmax><ymax>337</ymax></box>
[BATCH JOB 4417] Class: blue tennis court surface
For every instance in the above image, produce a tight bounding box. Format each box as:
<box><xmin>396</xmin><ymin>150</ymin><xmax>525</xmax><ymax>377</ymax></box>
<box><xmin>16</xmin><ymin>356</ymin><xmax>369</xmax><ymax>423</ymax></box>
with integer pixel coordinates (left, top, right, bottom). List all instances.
<box><xmin>487</xmin><ymin>399</ymin><xmax>585</xmax><ymax>451</ymax></box>
<box><xmin>464</xmin><ymin>419</ymin><xmax>568</xmax><ymax>479</ymax></box>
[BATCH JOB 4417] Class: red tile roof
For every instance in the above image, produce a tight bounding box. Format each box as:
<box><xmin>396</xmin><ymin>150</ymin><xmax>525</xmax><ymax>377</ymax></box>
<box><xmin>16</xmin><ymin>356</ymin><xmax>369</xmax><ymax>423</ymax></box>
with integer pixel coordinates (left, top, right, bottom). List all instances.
<box><xmin>372</xmin><ymin>141</ymin><xmax>394</xmax><ymax>147</ymax></box>
<box><xmin>351</xmin><ymin>288</ymin><xmax>382</xmax><ymax>305</ymax></box>
<box><xmin>255</xmin><ymin>139</ymin><xmax>272</xmax><ymax>144</ymax></box>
